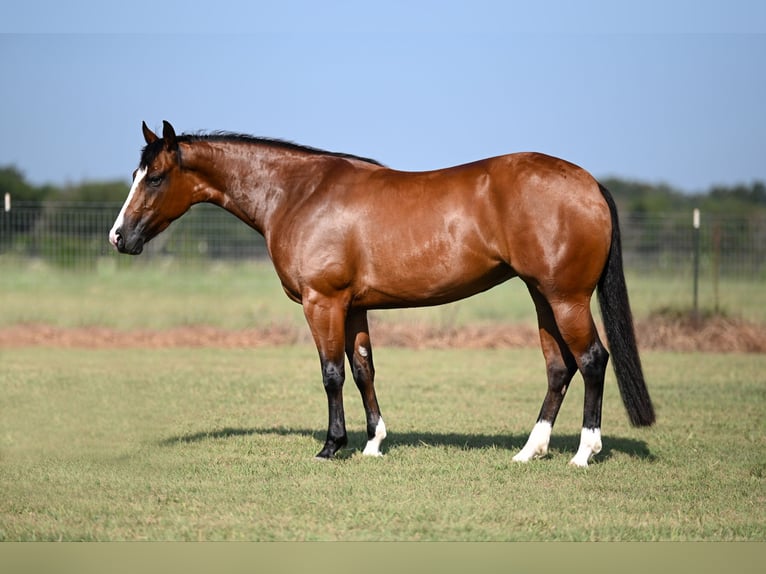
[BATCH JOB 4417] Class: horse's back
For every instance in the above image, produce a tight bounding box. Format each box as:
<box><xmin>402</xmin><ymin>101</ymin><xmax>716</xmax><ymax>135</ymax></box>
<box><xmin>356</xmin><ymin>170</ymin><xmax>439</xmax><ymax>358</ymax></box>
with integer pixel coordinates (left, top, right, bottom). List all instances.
<box><xmin>375</xmin><ymin>151</ymin><xmax>611</xmax><ymax>269</ymax></box>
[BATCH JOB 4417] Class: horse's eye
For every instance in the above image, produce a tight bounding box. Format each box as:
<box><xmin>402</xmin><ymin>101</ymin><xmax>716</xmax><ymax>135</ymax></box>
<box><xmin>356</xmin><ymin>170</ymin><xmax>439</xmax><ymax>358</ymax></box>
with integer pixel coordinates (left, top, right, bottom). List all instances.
<box><xmin>146</xmin><ymin>174</ymin><xmax>164</xmax><ymax>188</ymax></box>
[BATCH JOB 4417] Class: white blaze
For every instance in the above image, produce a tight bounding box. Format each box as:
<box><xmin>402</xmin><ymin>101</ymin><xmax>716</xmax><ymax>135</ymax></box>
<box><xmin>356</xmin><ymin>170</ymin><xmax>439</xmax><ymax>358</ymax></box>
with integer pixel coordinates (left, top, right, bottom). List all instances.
<box><xmin>109</xmin><ymin>167</ymin><xmax>146</xmax><ymax>248</ymax></box>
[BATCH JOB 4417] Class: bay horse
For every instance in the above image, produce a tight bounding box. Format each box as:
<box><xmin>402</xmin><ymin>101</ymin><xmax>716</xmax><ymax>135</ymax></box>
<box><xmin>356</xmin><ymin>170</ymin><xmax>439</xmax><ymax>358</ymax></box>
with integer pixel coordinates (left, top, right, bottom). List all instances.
<box><xmin>109</xmin><ymin>121</ymin><xmax>654</xmax><ymax>467</ymax></box>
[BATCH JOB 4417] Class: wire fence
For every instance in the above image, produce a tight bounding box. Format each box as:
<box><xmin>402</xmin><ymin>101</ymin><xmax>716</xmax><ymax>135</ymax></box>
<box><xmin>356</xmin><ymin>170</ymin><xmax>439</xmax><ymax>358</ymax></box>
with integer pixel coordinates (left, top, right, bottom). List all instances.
<box><xmin>619</xmin><ymin>211</ymin><xmax>766</xmax><ymax>279</ymax></box>
<box><xmin>1</xmin><ymin>201</ymin><xmax>765</xmax><ymax>280</ymax></box>
<box><xmin>0</xmin><ymin>201</ymin><xmax>268</xmax><ymax>267</ymax></box>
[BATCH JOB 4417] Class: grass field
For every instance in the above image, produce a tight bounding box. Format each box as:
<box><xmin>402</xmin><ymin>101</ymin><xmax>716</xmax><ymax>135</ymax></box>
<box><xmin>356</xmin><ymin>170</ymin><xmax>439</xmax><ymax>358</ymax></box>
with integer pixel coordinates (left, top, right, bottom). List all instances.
<box><xmin>1</xmin><ymin>346</ymin><xmax>764</xmax><ymax>541</ymax></box>
<box><xmin>1</xmin><ymin>259</ymin><xmax>765</xmax><ymax>329</ymax></box>
<box><xmin>1</xmin><ymin>261</ymin><xmax>765</xmax><ymax>540</ymax></box>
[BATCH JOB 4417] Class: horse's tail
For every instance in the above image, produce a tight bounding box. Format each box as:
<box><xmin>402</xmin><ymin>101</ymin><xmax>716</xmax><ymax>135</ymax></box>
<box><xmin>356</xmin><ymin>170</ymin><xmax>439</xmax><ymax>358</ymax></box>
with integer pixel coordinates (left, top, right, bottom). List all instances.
<box><xmin>596</xmin><ymin>183</ymin><xmax>656</xmax><ymax>427</ymax></box>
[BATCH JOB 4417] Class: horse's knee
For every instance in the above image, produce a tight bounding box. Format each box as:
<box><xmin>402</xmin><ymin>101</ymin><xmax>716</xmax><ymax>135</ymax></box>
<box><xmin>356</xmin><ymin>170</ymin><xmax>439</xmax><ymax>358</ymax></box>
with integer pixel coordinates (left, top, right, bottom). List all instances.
<box><xmin>322</xmin><ymin>361</ymin><xmax>345</xmax><ymax>392</ymax></box>
<box><xmin>351</xmin><ymin>355</ymin><xmax>374</xmax><ymax>386</ymax></box>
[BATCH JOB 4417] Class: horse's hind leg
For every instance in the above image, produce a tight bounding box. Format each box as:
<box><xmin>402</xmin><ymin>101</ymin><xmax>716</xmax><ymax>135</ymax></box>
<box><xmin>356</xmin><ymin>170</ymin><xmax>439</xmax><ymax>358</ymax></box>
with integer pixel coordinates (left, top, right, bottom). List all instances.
<box><xmin>550</xmin><ymin>294</ymin><xmax>609</xmax><ymax>467</ymax></box>
<box><xmin>345</xmin><ymin>309</ymin><xmax>386</xmax><ymax>456</ymax></box>
<box><xmin>568</xmin><ymin>327</ymin><xmax>609</xmax><ymax>467</ymax></box>
<box><xmin>513</xmin><ymin>286</ymin><xmax>578</xmax><ymax>462</ymax></box>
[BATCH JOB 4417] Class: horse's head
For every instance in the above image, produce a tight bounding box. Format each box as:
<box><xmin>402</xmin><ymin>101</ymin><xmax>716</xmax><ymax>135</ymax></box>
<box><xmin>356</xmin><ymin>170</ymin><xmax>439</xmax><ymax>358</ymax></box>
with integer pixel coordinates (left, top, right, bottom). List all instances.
<box><xmin>109</xmin><ymin>121</ymin><xmax>193</xmax><ymax>254</ymax></box>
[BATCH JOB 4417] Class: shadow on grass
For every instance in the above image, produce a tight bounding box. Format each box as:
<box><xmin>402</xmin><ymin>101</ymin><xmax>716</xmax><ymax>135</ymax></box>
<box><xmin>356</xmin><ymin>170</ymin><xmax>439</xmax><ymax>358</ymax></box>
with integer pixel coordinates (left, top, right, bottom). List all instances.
<box><xmin>159</xmin><ymin>426</ymin><xmax>654</xmax><ymax>462</ymax></box>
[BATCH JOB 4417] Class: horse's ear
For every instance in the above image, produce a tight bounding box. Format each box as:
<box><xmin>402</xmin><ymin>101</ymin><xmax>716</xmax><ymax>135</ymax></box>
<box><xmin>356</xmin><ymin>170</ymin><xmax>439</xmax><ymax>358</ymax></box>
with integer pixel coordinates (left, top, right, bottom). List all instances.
<box><xmin>162</xmin><ymin>120</ymin><xmax>178</xmax><ymax>151</ymax></box>
<box><xmin>142</xmin><ymin>121</ymin><xmax>158</xmax><ymax>144</ymax></box>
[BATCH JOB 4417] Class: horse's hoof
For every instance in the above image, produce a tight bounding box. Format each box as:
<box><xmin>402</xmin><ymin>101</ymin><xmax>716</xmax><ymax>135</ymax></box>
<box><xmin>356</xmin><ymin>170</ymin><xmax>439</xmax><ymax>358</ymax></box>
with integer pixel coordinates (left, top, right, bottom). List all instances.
<box><xmin>314</xmin><ymin>448</ymin><xmax>336</xmax><ymax>460</ymax></box>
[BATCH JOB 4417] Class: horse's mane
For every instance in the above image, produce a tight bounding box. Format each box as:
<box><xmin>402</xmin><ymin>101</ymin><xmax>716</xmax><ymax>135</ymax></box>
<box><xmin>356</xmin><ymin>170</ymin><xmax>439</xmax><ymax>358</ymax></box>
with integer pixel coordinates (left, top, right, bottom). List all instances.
<box><xmin>140</xmin><ymin>131</ymin><xmax>384</xmax><ymax>168</ymax></box>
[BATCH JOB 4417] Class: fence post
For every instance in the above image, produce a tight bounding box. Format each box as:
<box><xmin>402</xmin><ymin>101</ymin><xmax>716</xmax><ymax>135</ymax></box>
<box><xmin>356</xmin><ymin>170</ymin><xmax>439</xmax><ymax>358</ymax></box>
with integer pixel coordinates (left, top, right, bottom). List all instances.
<box><xmin>692</xmin><ymin>208</ymin><xmax>700</xmax><ymax>323</ymax></box>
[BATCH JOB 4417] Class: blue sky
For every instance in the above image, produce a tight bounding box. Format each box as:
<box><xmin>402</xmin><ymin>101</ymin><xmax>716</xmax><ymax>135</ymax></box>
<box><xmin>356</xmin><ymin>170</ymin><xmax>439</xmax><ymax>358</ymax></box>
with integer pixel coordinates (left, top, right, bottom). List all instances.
<box><xmin>1</xmin><ymin>1</ymin><xmax>765</xmax><ymax>192</ymax></box>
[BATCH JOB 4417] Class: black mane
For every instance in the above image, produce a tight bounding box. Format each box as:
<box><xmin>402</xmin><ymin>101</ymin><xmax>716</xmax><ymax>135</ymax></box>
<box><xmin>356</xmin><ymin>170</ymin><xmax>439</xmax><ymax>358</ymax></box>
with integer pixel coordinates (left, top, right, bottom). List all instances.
<box><xmin>140</xmin><ymin>131</ymin><xmax>384</xmax><ymax>169</ymax></box>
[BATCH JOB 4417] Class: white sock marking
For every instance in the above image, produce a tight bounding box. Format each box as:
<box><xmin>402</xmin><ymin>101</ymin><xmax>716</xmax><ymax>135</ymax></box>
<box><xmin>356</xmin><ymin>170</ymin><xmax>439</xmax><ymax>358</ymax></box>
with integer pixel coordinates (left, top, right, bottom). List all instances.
<box><xmin>513</xmin><ymin>421</ymin><xmax>552</xmax><ymax>462</ymax></box>
<box><xmin>109</xmin><ymin>167</ymin><xmax>146</xmax><ymax>248</ymax></box>
<box><xmin>569</xmin><ymin>427</ymin><xmax>602</xmax><ymax>467</ymax></box>
<box><xmin>362</xmin><ymin>418</ymin><xmax>386</xmax><ymax>456</ymax></box>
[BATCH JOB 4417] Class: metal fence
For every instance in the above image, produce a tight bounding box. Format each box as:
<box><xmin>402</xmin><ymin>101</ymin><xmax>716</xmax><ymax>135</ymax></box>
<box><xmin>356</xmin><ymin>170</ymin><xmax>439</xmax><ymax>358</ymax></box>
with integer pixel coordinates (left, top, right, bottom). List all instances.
<box><xmin>0</xmin><ymin>201</ymin><xmax>268</xmax><ymax>267</ymax></box>
<box><xmin>1</xmin><ymin>201</ymin><xmax>765</xmax><ymax>279</ymax></box>
<box><xmin>619</xmin><ymin>211</ymin><xmax>766</xmax><ymax>279</ymax></box>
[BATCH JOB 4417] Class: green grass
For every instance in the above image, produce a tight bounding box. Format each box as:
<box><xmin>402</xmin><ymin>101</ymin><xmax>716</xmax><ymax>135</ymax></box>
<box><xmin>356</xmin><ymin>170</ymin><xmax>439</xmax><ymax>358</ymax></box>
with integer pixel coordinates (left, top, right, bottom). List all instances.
<box><xmin>1</xmin><ymin>260</ymin><xmax>764</xmax><ymax>540</ymax></box>
<box><xmin>1</xmin><ymin>260</ymin><xmax>764</xmax><ymax>329</ymax></box>
<box><xmin>1</xmin><ymin>346</ymin><xmax>764</xmax><ymax>541</ymax></box>
<box><xmin>0</xmin><ymin>260</ymin><xmax>304</xmax><ymax>330</ymax></box>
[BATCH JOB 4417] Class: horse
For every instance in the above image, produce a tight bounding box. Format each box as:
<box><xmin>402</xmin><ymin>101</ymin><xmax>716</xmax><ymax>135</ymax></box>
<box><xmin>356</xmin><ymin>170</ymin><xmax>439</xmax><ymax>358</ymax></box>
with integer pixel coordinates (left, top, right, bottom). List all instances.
<box><xmin>109</xmin><ymin>121</ymin><xmax>654</xmax><ymax>467</ymax></box>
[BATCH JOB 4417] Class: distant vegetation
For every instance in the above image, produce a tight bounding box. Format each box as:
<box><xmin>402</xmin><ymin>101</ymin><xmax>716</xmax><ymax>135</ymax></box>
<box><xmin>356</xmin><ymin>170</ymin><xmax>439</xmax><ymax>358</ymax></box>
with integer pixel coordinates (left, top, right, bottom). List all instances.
<box><xmin>2</xmin><ymin>163</ymin><xmax>765</xmax><ymax>217</ymax></box>
<box><xmin>0</xmin><ymin>165</ymin><xmax>130</xmax><ymax>204</ymax></box>
<box><xmin>600</xmin><ymin>176</ymin><xmax>766</xmax><ymax>218</ymax></box>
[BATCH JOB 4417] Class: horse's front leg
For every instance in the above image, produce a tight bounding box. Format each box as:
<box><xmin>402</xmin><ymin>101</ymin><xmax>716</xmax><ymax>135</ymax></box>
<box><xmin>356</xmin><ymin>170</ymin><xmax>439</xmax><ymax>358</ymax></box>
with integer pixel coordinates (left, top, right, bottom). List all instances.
<box><xmin>303</xmin><ymin>292</ymin><xmax>349</xmax><ymax>459</ymax></box>
<box><xmin>345</xmin><ymin>309</ymin><xmax>386</xmax><ymax>456</ymax></box>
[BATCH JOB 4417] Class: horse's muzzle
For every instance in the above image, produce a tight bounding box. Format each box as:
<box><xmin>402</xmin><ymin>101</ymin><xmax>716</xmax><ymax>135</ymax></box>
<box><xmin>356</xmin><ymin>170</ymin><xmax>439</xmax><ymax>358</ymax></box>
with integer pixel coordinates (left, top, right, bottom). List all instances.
<box><xmin>109</xmin><ymin>228</ymin><xmax>144</xmax><ymax>255</ymax></box>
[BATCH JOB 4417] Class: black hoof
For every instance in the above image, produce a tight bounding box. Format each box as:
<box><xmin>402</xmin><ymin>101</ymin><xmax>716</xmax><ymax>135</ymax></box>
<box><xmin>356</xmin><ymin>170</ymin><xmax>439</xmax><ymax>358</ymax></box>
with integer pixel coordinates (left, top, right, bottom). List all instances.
<box><xmin>315</xmin><ymin>437</ymin><xmax>346</xmax><ymax>460</ymax></box>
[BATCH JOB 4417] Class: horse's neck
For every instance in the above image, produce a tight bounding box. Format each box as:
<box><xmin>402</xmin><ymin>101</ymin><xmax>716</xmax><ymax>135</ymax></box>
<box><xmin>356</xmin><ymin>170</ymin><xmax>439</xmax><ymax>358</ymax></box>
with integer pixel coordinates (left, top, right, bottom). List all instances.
<box><xmin>188</xmin><ymin>142</ymin><xmax>316</xmax><ymax>235</ymax></box>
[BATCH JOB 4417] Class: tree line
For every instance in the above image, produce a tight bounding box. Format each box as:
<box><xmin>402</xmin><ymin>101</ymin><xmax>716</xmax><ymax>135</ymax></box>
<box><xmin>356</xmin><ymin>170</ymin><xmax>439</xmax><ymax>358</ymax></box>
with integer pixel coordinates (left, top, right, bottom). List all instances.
<box><xmin>600</xmin><ymin>177</ymin><xmax>766</xmax><ymax>218</ymax></box>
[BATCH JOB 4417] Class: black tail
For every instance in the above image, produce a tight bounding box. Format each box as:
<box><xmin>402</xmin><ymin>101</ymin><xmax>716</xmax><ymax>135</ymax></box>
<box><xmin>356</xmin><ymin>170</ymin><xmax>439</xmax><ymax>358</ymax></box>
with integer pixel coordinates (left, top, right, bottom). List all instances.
<box><xmin>596</xmin><ymin>184</ymin><xmax>655</xmax><ymax>426</ymax></box>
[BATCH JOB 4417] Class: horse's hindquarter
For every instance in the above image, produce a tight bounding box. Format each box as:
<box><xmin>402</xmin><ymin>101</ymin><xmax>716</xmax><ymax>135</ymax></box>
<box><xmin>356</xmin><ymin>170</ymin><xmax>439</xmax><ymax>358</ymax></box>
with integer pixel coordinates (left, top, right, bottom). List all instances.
<box><xmin>488</xmin><ymin>153</ymin><xmax>613</xmax><ymax>295</ymax></box>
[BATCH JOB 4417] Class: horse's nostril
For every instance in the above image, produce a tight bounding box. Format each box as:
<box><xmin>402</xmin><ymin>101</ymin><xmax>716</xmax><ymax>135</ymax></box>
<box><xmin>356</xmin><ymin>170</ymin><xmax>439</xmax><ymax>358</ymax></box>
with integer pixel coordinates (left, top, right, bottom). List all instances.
<box><xmin>110</xmin><ymin>228</ymin><xmax>124</xmax><ymax>250</ymax></box>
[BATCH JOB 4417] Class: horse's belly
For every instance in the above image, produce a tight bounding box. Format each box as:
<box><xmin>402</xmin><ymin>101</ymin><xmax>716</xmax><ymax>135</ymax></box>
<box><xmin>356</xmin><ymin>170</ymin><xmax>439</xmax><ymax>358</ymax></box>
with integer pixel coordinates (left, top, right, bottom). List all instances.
<box><xmin>355</xmin><ymin>260</ymin><xmax>514</xmax><ymax>309</ymax></box>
